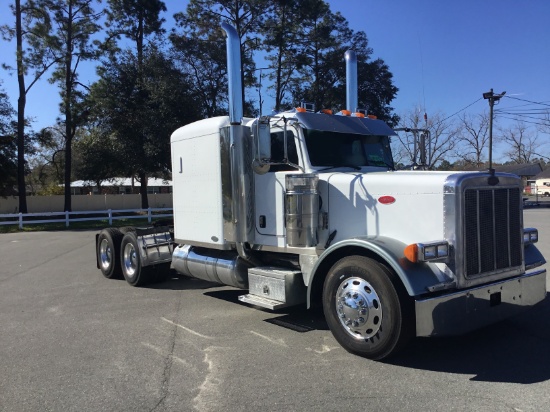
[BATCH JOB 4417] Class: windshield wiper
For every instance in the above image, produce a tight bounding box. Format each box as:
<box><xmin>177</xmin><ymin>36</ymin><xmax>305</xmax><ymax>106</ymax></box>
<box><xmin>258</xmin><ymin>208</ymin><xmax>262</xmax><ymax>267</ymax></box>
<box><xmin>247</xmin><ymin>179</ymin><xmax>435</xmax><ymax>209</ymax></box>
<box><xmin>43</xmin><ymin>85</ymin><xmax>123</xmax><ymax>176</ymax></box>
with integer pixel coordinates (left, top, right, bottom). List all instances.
<box><xmin>317</xmin><ymin>164</ymin><xmax>362</xmax><ymax>172</ymax></box>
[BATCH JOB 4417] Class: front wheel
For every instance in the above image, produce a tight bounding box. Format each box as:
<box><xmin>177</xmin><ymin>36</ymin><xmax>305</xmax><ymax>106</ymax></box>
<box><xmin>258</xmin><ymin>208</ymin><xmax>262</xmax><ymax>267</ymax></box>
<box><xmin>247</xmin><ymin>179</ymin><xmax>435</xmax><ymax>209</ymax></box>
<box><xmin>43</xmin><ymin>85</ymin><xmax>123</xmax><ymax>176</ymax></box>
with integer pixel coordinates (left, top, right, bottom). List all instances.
<box><xmin>322</xmin><ymin>256</ymin><xmax>414</xmax><ymax>360</ymax></box>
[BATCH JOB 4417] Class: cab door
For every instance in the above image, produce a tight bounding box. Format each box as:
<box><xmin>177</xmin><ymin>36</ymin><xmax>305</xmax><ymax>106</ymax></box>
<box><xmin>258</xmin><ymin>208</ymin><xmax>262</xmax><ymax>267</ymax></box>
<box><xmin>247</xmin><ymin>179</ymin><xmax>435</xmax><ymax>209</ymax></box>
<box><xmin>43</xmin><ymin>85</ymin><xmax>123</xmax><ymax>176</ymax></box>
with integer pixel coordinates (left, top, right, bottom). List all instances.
<box><xmin>254</xmin><ymin>128</ymin><xmax>301</xmax><ymax>238</ymax></box>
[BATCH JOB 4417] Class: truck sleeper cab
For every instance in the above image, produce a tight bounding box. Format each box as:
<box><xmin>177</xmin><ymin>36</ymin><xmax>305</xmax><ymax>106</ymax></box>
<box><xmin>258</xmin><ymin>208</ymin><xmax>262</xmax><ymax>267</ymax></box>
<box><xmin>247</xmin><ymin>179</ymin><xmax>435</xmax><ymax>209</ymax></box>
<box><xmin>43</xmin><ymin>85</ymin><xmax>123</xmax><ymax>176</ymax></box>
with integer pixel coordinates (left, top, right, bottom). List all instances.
<box><xmin>95</xmin><ymin>23</ymin><xmax>546</xmax><ymax>360</ymax></box>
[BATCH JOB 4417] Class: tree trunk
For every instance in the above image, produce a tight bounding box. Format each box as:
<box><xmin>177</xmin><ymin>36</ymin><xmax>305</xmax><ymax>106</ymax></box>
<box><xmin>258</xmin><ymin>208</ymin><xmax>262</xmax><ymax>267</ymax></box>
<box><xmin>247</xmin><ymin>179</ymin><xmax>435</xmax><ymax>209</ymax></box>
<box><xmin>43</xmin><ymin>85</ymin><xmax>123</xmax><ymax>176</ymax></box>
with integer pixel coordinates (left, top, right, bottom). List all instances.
<box><xmin>15</xmin><ymin>0</ymin><xmax>28</xmax><ymax>213</ymax></box>
<box><xmin>63</xmin><ymin>1</ymin><xmax>74</xmax><ymax>212</ymax></box>
<box><xmin>139</xmin><ymin>172</ymin><xmax>149</xmax><ymax>209</ymax></box>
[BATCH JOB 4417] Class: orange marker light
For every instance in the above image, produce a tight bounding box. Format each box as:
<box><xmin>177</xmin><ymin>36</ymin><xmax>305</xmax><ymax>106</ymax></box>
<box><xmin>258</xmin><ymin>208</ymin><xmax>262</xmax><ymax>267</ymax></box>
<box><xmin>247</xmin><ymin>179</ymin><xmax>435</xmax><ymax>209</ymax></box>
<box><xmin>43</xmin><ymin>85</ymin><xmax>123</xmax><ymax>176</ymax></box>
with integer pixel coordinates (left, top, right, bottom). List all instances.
<box><xmin>341</xmin><ymin>110</ymin><xmax>351</xmax><ymax>116</ymax></box>
<box><xmin>354</xmin><ymin>112</ymin><xmax>365</xmax><ymax>118</ymax></box>
<box><xmin>321</xmin><ymin>109</ymin><xmax>333</xmax><ymax>115</ymax></box>
<box><xmin>404</xmin><ymin>244</ymin><xmax>418</xmax><ymax>263</ymax></box>
<box><xmin>367</xmin><ymin>114</ymin><xmax>377</xmax><ymax>119</ymax></box>
<box><xmin>296</xmin><ymin>107</ymin><xmax>307</xmax><ymax>113</ymax></box>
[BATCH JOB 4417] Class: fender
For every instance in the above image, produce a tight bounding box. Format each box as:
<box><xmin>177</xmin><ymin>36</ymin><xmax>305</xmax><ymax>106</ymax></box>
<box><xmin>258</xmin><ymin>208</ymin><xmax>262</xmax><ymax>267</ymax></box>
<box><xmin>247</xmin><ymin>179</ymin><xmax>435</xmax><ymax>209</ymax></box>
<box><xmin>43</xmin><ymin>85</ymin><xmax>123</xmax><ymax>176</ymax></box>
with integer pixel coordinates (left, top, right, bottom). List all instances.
<box><xmin>524</xmin><ymin>243</ymin><xmax>546</xmax><ymax>270</ymax></box>
<box><xmin>306</xmin><ymin>236</ymin><xmax>453</xmax><ymax>308</ymax></box>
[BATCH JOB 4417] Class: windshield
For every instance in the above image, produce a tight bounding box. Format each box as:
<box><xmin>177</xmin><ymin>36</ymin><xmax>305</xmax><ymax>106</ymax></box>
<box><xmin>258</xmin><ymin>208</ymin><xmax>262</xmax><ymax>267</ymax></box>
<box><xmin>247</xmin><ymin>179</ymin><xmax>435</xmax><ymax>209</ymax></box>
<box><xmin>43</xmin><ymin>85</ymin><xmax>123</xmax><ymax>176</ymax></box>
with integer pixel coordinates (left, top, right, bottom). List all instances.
<box><xmin>303</xmin><ymin>129</ymin><xmax>394</xmax><ymax>169</ymax></box>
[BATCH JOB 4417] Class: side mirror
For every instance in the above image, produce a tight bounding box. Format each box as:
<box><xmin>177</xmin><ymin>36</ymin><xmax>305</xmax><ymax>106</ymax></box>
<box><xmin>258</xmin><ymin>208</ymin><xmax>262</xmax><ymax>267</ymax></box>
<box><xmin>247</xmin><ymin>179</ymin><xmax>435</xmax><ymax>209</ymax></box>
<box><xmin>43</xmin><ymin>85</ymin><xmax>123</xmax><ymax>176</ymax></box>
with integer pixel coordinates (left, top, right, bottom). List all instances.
<box><xmin>252</xmin><ymin>117</ymin><xmax>271</xmax><ymax>174</ymax></box>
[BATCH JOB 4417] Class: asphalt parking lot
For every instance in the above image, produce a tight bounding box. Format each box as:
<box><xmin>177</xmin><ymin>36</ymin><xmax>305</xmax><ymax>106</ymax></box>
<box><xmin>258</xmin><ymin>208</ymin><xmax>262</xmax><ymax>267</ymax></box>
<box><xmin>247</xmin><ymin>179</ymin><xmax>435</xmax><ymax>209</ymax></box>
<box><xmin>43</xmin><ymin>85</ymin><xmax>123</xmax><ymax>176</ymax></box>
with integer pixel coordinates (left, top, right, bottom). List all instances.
<box><xmin>1</xmin><ymin>209</ymin><xmax>550</xmax><ymax>412</ymax></box>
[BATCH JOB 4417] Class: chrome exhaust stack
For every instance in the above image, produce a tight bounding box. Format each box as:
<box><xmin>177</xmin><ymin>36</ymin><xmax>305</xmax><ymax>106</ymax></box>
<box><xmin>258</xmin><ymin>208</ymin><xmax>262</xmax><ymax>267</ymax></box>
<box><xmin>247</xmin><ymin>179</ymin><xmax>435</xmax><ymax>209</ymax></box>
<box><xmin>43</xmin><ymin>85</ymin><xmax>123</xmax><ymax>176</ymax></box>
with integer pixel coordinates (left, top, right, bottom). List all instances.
<box><xmin>221</xmin><ymin>22</ymin><xmax>243</xmax><ymax>124</ymax></box>
<box><xmin>221</xmin><ymin>23</ymin><xmax>256</xmax><ymax>262</ymax></box>
<box><xmin>345</xmin><ymin>50</ymin><xmax>358</xmax><ymax>113</ymax></box>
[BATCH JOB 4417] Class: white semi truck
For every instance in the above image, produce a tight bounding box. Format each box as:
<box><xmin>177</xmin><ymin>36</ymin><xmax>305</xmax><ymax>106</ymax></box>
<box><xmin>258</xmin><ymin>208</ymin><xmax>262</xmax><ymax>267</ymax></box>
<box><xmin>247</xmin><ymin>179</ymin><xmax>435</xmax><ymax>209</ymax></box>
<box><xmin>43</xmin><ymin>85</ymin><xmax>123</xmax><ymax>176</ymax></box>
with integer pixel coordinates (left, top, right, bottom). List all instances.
<box><xmin>95</xmin><ymin>23</ymin><xmax>547</xmax><ymax>360</ymax></box>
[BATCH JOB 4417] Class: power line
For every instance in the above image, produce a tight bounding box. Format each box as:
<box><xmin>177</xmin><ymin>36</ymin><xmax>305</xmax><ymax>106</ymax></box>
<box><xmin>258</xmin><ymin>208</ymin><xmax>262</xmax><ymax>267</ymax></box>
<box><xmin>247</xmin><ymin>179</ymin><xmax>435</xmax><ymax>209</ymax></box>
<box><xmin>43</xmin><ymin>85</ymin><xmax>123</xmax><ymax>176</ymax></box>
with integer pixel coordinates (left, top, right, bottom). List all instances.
<box><xmin>433</xmin><ymin>97</ymin><xmax>483</xmax><ymax>127</ymax></box>
<box><xmin>503</xmin><ymin>95</ymin><xmax>550</xmax><ymax>108</ymax></box>
<box><xmin>496</xmin><ymin>115</ymin><xmax>550</xmax><ymax>128</ymax></box>
<box><xmin>495</xmin><ymin>108</ymin><xmax>550</xmax><ymax>114</ymax></box>
<box><xmin>496</xmin><ymin>112</ymin><xmax>550</xmax><ymax>124</ymax></box>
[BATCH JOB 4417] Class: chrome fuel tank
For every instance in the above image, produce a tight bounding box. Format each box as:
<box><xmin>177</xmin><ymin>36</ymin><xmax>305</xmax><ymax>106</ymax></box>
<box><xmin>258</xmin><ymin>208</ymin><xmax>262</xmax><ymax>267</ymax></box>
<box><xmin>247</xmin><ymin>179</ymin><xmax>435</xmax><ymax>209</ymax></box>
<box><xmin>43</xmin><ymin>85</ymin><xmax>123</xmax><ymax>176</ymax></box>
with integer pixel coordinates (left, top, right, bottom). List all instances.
<box><xmin>172</xmin><ymin>245</ymin><xmax>250</xmax><ymax>289</ymax></box>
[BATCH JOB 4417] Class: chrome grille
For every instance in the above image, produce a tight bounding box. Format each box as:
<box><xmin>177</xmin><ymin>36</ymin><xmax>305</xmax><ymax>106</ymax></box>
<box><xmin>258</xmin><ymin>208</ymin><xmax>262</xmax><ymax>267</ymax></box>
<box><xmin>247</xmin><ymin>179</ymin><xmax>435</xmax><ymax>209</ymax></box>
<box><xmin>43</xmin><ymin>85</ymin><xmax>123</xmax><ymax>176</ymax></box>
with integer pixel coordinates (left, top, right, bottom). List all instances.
<box><xmin>464</xmin><ymin>187</ymin><xmax>522</xmax><ymax>277</ymax></box>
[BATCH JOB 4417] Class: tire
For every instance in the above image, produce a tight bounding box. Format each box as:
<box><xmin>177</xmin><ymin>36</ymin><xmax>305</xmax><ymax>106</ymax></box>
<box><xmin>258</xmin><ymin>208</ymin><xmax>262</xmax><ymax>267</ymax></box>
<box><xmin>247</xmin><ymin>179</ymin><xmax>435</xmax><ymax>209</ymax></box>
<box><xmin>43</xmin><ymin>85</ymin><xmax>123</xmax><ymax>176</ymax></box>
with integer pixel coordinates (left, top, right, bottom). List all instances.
<box><xmin>322</xmin><ymin>255</ymin><xmax>414</xmax><ymax>360</ymax></box>
<box><xmin>97</xmin><ymin>228</ymin><xmax>124</xmax><ymax>279</ymax></box>
<box><xmin>120</xmin><ymin>231</ymin><xmax>153</xmax><ymax>287</ymax></box>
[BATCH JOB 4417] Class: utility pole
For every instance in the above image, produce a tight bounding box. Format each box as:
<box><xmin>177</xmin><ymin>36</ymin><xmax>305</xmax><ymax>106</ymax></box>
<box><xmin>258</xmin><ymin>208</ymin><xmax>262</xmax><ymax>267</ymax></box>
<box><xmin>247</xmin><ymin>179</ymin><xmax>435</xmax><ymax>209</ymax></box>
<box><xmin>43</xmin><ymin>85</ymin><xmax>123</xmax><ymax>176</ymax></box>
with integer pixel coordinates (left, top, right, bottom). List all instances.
<box><xmin>483</xmin><ymin>89</ymin><xmax>506</xmax><ymax>185</ymax></box>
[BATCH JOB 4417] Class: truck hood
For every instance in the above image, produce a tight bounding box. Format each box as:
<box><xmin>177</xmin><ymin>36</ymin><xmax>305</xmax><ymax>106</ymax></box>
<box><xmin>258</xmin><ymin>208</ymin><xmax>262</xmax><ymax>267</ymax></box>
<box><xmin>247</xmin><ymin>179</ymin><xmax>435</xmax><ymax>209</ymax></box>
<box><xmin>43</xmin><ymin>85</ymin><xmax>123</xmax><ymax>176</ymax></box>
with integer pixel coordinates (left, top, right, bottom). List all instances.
<box><xmin>318</xmin><ymin>170</ymin><xmax>469</xmax><ymax>246</ymax></box>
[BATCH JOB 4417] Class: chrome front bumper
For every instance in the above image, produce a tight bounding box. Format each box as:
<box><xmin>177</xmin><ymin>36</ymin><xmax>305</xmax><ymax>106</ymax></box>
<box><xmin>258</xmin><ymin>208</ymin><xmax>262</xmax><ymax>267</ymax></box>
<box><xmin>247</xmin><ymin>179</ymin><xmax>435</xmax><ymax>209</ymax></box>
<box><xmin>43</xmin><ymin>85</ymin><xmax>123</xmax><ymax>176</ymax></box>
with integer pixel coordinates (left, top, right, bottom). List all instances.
<box><xmin>415</xmin><ymin>269</ymin><xmax>547</xmax><ymax>337</ymax></box>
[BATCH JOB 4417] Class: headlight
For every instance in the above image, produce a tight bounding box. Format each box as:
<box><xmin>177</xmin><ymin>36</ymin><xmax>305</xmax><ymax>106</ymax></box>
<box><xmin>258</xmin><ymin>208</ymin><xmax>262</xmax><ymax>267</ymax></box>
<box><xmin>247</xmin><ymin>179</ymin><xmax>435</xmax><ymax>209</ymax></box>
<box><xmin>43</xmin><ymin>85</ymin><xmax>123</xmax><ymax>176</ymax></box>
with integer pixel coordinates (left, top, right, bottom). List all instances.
<box><xmin>524</xmin><ymin>228</ymin><xmax>538</xmax><ymax>245</ymax></box>
<box><xmin>404</xmin><ymin>241</ymin><xmax>450</xmax><ymax>263</ymax></box>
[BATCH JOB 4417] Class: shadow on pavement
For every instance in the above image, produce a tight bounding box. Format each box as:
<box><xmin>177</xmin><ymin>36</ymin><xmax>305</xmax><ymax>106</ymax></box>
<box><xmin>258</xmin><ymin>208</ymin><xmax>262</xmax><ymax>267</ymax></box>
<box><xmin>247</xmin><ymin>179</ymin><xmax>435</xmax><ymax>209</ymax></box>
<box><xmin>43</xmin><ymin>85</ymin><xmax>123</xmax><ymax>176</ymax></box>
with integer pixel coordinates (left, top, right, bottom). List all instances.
<box><xmin>149</xmin><ymin>272</ymin><xmax>550</xmax><ymax>383</ymax></box>
<box><xmin>388</xmin><ymin>297</ymin><xmax>550</xmax><ymax>383</ymax></box>
<box><xmin>203</xmin><ymin>289</ymin><xmax>330</xmax><ymax>332</ymax></box>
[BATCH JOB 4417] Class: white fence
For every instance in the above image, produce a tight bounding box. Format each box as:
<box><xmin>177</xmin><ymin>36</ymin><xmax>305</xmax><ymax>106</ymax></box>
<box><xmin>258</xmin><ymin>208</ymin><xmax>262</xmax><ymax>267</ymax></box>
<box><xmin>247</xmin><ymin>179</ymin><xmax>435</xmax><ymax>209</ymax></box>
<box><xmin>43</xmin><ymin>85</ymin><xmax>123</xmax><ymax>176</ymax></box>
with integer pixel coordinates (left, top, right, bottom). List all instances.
<box><xmin>0</xmin><ymin>208</ymin><xmax>173</xmax><ymax>229</ymax></box>
<box><xmin>0</xmin><ymin>194</ymin><xmax>173</xmax><ymax>214</ymax></box>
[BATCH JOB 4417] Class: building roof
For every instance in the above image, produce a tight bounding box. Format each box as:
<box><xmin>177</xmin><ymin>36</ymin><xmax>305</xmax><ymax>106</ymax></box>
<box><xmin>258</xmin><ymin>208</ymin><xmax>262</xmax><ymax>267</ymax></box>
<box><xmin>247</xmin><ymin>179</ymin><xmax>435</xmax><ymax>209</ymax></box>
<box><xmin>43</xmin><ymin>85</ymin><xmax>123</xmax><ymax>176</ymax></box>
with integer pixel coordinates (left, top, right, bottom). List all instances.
<box><xmin>493</xmin><ymin>163</ymin><xmax>543</xmax><ymax>177</ymax></box>
<box><xmin>533</xmin><ymin>167</ymin><xmax>550</xmax><ymax>180</ymax></box>
<box><xmin>70</xmin><ymin>178</ymin><xmax>172</xmax><ymax>187</ymax></box>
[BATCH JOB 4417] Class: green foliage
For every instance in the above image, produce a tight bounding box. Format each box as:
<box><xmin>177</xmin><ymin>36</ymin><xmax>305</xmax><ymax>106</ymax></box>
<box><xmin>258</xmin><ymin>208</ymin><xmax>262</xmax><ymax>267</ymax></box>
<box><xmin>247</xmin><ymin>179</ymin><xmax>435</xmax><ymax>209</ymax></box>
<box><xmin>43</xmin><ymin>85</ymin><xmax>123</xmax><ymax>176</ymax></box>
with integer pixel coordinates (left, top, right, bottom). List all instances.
<box><xmin>436</xmin><ymin>159</ymin><xmax>454</xmax><ymax>171</ymax></box>
<box><xmin>37</xmin><ymin>183</ymin><xmax>65</xmax><ymax>195</ymax></box>
<box><xmin>259</xmin><ymin>0</ymin><xmax>304</xmax><ymax>111</ymax></box>
<box><xmin>1</xmin><ymin>0</ymin><xmax>63</xmax><ymax>211</ymax></box>
<box><xmin>277</xmin><ymin>0</ymin><xmax>398</xmax><ymax>124</ymax></box>
<box><xmin>43</xmin><ymin>0</ymin><xmax>103</xmax><ymax>211</ymax></box>
<box><xmin>169</xmin><ymin>29</ymin><xmax>228</xmax><ymax>118</ymax></box>
<box><xmin>24</xmin><ymin>125</ymin><xmax>67</xmax><ymax>194</ymax></box>
<box><xmin>73</xmin><ymin>129</ymin><xmax>121</xmax><ymax>186</ymax></box>
<box><xmin>88</xmin><ymin>45</ymin><xmax>201</xmax><ymax>192</ymax></box>
<box><xmin>171</xmin><ymin>0</ymin><xmax>267</xmax><ymax>117</ymax></box>
<box><xmin>0</xmin><ymin>88</ymin><xmax>17</xmax><ymax>196</ymax></box>
<box><xmin>2</xmin><ymin>0</ymin><xmax>404</xmax><ymax>193</ymax></box>
<box><xmin>103</xmin><ymin>0</ymin><xmax>167</xmax><ymax>60</ymax></box>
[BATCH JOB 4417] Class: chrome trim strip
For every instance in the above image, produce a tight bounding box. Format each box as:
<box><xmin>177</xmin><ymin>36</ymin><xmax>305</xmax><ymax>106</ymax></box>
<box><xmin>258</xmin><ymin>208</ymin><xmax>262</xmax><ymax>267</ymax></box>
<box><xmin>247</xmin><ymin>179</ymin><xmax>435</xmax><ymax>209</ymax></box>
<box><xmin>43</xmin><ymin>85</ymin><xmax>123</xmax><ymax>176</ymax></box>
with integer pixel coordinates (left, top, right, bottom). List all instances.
<box><xmin>220</xmin><ymin>126</ymin><xmax>236</xmax><ymax>242</ymax></box>
<box><xmin>251</xmin><ymin>243</ymin><xmax>319</xmax><ymax>256</ymax></box>
<box><xmin>174</xmin><ymin>238</ymin><xmax>233</xmax><ymax>251</ymax></box>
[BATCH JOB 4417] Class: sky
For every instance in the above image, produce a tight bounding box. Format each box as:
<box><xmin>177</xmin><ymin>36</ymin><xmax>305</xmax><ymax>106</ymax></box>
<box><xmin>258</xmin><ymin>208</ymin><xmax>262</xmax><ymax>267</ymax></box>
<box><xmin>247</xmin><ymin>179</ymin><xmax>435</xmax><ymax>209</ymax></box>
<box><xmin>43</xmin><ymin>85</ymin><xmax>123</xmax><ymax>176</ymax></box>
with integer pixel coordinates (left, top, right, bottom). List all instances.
<box><xmin>1</xmin><ymin>0</ymin><xmax>549</xmax><ymax>160</ymax></box>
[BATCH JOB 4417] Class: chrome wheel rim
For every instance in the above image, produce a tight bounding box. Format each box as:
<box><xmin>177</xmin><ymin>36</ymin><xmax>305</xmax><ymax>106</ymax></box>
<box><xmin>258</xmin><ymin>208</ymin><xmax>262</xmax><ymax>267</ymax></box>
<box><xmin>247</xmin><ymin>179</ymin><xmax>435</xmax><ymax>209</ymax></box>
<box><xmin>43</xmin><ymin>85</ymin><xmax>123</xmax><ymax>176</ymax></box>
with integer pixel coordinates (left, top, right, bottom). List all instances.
<box><xmin>335</xmin><ymin>277</ymin><xmax>383</xmax><ymax>340</ymax></box>
<box><xmin>99</xmin><ymin>239</ymin><xmax>112</xmax><ymax>271</ymax></box>
<box><xmin>123</xmin><ymin>242</ymin><xmax>138</xmax><ymax>278</ymax></box>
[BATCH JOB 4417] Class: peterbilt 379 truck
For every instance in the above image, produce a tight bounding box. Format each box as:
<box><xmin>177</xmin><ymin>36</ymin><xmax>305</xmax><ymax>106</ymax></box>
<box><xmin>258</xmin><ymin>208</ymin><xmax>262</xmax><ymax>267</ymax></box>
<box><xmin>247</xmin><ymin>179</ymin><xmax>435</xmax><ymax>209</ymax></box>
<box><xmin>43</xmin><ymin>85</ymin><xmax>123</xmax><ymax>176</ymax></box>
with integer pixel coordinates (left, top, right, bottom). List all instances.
<box><xmin>95</xmin><ymin>23</ymin><xmax>547</xmax><ymax>360</ymax></box>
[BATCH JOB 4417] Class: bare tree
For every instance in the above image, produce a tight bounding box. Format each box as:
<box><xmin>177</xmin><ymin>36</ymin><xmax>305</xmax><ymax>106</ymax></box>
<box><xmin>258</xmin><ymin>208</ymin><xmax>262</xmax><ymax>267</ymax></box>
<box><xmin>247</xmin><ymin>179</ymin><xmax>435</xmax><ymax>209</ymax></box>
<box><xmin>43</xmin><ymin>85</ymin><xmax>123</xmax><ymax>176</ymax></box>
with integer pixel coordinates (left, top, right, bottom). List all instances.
<box><xmin>393</xmin><ymin>106</ymin><xmax>459</xmax><ymax>169</ymax></box>
<box><xmin>537</xmin><ymin>110</ymin><xmax>550</xmax><ymax>138</ymax></box>
<box><xmin>499</xmin><ymin>120</ymin><xmax>543</xmax><ymax>164</ymax></box>
<box><xmin>456</xmin><ymin>112</ymin><xmax>490</xmax><ymax>167</ymax></box>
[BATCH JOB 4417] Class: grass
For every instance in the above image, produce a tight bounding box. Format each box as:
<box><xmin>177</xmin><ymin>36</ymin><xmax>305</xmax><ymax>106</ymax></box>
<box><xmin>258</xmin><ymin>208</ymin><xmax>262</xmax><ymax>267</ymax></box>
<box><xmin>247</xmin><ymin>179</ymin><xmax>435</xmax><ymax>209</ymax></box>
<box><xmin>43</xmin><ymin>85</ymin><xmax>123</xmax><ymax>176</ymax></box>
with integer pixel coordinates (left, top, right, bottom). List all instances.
<box><xmin>0</xmin><ymin>217</ymin><xmax>167</xmax><ymax>234</ymax></box>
